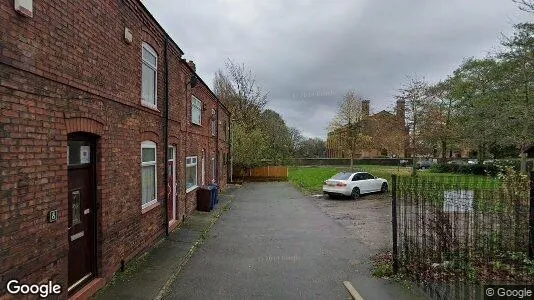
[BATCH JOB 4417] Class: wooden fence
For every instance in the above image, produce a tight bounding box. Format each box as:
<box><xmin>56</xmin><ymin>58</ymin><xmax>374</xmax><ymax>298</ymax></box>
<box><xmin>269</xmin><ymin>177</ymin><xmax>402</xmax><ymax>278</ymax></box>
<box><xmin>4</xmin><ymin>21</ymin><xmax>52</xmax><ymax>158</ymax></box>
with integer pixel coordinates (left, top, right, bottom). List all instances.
<box><xmin>234</xmin><ymin>166</ymin><xmax>288</xmax><ymax>182</ymax></box>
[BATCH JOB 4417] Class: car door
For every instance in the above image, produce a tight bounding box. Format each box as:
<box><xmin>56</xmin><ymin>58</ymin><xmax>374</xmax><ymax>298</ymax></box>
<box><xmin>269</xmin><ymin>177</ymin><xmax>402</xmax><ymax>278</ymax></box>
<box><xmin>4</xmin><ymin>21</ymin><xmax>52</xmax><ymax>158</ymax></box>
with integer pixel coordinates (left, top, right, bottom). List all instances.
<box><xmin>350</xmin><ymin>173</ymin><xmax>362</xmax><ymax>191</ymax></box>
<box><xmin>366</xmin><ymin>173</ymin><xmax>381</xmax><ymax>192</ymax></box>
<box><xmin>360</xmin><ymin>173</ymin><xmax>376</xmax><ymax>193</ymax></box>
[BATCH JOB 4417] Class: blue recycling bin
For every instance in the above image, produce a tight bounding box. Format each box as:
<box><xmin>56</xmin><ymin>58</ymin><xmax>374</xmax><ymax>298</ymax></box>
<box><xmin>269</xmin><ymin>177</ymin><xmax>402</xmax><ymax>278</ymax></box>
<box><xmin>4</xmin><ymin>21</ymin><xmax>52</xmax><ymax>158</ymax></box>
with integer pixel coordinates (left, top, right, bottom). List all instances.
<box><xmin>206</xmin><ymin>185</ymin><xmax>215</xmax><ymax>210</ymax></box>
<box><xmin>209</xmin><ymin>183</ymin><xmax>219</xmax><ymax>207</ymax></box>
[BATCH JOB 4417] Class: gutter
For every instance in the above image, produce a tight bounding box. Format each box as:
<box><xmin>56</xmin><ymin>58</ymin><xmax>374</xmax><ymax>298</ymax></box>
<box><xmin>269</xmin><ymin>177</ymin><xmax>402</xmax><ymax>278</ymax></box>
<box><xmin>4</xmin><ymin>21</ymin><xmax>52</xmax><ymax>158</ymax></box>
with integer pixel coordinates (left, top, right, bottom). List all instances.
<box><xmin>216</xmin><ymin>102</ymin><xmax>220</xmax><ymax>183</ymax></box>
<box><xmin>163</xmin><ymin>37</ymin><xmax>169</xmax><ymax>237</ymax></box>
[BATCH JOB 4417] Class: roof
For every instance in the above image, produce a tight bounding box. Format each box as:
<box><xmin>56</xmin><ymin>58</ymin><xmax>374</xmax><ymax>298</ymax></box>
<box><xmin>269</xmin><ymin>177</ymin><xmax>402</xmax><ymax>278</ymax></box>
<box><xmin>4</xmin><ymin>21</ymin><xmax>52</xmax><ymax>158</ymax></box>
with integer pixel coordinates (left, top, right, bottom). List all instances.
<box><xmin>181</xmin><ymin>59</ymin><xmax>230</xmax><ymax>116</ymax></box>
<box><xmin>373</xmin><ymin>110</ymin><xmax>394</xmax><ymax>117</ymax></box>
<box><xmin>135</xmin><ymin>0</ymin><xmax>184</xmax><ymax>55</ymax></box>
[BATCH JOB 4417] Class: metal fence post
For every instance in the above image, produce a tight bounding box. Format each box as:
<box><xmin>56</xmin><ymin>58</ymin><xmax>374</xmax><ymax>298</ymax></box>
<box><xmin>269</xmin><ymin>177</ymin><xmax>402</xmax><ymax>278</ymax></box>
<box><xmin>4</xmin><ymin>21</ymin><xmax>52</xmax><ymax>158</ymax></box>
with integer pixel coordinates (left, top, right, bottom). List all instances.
<box><xmin>392</xmin><ymin>174</ymin><xmax>399</xmax><ymax>273</ymax></box>
<box><xmin>529</xmin><ymin>172</ymin><xmax>534</xmax><ymax>259</ymax></box>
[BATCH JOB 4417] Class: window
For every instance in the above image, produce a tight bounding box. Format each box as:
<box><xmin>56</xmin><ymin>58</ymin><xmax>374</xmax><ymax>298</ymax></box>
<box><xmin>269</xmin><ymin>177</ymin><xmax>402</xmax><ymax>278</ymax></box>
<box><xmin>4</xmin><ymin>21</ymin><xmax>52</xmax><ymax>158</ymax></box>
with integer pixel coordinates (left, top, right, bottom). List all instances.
<box><xmin>192</xmin><ymin>96</ymin><xmax>202</xmax><ymax>125</ymax></box>
<box><xmin>332</xmin><ymin>172</ymin><xmax>352</xmax><ymax>180</ymax></box>
<box><xmin>186</xmin><ymin>156</ymin><xmax>198</xmax><ymax>192</ymax></box>
<box><xmin>352</xmin><ymin>173</ymin><xmax>363</xmax><ymax>181</ymax></box>
<box><xmin>141</xmin><ymin>43</ymin><xmax>157</xmax><ymax>108</ymax></box>
<box><xmin>211</xmin><ymin>109</ymin><xmax>216</xmax><ymax>136</ymax></box>
<box><xmin>363</xmin><ymin>173</ymin><xmax>375</xmax><ymax>180</ymax></box>
<box><xmin>141</xmin><ymin>141</ymin><xmax>157</xmax><ymax>208</ymax></box>
<box><xmin>68</xmin><ymin>141</ymin><xmax>91</xmax><ymax>166</ymax></box>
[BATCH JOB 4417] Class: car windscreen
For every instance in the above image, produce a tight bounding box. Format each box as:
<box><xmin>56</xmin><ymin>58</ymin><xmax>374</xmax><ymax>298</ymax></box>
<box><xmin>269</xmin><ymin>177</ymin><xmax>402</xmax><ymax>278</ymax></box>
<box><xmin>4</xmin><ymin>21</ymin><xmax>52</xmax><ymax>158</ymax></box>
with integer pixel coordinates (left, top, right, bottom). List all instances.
<box><xmin>330</xmin><ymin>172</ymin><xmax>352</xmax><ymax>180</ymax></box>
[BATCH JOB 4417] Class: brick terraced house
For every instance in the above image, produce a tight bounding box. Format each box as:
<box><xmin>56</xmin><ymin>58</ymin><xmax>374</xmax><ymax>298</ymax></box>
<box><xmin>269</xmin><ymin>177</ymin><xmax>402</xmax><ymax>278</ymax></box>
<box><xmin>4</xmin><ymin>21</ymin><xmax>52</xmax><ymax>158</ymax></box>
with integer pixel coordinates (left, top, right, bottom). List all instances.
<box><xmin>0</xmin><ymin>0</ymin><xmax>230</xmax><ymax>298</ymax></box>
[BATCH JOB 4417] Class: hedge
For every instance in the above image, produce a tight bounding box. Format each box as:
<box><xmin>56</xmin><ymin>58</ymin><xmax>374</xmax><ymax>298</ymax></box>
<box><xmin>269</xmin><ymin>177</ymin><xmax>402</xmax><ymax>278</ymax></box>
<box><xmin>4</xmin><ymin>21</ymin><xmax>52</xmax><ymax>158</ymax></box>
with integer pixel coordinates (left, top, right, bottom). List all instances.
<box><xmin>430</xmin><ymin>160</ymin><xmax>532</xmax><ymax>176</ymax></box>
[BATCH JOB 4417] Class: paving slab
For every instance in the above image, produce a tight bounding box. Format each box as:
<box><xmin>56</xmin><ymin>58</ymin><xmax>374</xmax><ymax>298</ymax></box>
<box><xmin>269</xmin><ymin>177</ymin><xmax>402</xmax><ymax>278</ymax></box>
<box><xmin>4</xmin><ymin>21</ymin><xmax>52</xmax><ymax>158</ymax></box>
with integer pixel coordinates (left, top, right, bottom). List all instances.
<box><xmin>92</xmin><ymin>191</ymin><xmax>234</xmax><ymax>300</ymax></box>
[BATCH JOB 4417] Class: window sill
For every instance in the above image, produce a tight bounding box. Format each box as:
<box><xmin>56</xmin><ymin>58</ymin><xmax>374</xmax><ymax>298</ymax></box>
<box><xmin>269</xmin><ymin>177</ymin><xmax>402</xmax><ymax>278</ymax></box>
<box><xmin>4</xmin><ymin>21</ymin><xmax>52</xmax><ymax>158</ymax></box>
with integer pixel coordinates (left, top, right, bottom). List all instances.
<box><xmin>141</xmin><ymin>200</ymin><xmax>160</xmax><ymax>214</ymax></box>
<box><xmin>191</xmin><ymin>122</ymin><xmax>202</xmax><ymax>127</ymax></box>
<box><xmin>186</xmin><ymin>186</ymin><xmax>198</xmax><ymax>194</ymax></box>
<box><xmin>141</xmin><ymin>101</ymin><xmax>159</xmax><ymax>112</ymax></box>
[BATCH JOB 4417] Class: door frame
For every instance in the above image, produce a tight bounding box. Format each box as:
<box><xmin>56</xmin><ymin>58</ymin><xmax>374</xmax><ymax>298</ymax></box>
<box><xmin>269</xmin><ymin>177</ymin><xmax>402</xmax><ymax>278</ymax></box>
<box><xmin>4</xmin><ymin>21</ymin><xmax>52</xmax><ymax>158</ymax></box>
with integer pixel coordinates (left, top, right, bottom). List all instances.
<box><xmin>168</xmin><ymin>145</ymin><xmax>176</xmax><ymax>221</ymax></box>
<box><xmin>211</xmin><ymin>155</ymin><xmax>216</xmax><ymax>183</ymax></box>
<box><xmin>67</xmin><ymin>133</ymin><xmax>99</xmax><ymax>294</ymax></box>
<box><xmin>201</xmin><ymin>149</ymin><xmax>205</xmax><ymax>186</ymax></box>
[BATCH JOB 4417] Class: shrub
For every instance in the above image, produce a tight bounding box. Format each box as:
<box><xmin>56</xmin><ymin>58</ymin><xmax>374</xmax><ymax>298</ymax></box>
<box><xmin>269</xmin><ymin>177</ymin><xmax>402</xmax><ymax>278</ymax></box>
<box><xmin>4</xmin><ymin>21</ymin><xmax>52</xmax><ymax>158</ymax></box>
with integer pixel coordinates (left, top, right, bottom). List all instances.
<box><xmin>430</xmin><ymin>163</ymin><xmax>501</xmax><ymax>176</ymax></box>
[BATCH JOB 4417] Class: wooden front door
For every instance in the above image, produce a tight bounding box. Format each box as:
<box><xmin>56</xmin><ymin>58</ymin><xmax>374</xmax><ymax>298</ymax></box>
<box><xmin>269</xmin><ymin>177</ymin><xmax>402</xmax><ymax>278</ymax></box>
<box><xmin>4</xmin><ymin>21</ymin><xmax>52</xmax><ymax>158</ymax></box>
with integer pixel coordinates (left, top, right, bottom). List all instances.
<box><xmin>67</xmin><ymin>135</ymin><xmax>97</xmax><ymax>293</ymax></box>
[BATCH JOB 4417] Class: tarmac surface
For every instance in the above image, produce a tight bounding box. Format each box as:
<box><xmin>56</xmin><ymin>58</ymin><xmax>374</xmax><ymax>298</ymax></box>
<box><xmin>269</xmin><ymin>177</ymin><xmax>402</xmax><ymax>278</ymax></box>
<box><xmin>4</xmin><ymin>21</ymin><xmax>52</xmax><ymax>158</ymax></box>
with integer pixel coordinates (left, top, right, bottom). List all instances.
<box><xmin>165</xmin><ymin>182</ymin><xmax>425</xmax><ymax>300</ymax></box>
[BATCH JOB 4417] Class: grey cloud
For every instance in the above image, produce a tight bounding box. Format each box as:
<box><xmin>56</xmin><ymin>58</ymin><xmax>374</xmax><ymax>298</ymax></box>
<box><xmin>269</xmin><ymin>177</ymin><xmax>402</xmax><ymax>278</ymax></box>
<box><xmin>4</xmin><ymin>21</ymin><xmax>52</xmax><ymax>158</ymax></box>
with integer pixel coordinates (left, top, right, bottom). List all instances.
<box><xmin>144</xmin><ymin>0</ymin><xmax>530</xmax><ymax>138</ymax></box>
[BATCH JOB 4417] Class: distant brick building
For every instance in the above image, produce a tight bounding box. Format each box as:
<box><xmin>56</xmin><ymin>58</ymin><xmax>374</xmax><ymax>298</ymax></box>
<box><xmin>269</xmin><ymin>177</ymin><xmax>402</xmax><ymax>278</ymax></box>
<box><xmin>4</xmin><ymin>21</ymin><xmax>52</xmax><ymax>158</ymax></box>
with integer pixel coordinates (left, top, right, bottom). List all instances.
<box><xmin>0</xmin><ymin>1</ymin><xmax>229</xmax><ymax>298</ymax></box>
<box><xmin>326</xmin><ymin>100</ymin><xmax>407</xmax><ymax>158</ymax></box>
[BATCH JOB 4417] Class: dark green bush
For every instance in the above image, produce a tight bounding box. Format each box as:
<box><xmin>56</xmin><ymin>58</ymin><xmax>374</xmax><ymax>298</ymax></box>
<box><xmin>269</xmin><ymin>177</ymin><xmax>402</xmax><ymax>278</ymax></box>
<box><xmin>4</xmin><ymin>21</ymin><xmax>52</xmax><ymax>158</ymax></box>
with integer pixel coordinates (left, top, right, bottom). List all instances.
<box><xmin>430</xmin><ymin>163</ymin><xmax>502</xmax><ymax>176</ymax></box>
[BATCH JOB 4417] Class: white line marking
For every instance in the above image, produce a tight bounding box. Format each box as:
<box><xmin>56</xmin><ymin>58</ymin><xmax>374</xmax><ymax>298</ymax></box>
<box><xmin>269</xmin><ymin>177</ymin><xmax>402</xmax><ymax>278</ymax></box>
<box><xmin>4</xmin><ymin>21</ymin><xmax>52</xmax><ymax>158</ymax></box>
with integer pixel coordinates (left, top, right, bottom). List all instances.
<box><xmin>343</xmin><ymin>281</ymin><xmax>364</xmax><ymax>300</ymax></box>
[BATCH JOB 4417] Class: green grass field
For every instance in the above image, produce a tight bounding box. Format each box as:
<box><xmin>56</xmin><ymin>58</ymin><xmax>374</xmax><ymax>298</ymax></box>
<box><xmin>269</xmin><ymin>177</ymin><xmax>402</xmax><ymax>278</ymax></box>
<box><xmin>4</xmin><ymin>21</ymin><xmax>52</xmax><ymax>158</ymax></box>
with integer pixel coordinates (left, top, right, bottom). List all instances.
<box><xmin>288</xmin><ymin>165</ymin><xmax>500</xmax><ymax>194</ymax></box>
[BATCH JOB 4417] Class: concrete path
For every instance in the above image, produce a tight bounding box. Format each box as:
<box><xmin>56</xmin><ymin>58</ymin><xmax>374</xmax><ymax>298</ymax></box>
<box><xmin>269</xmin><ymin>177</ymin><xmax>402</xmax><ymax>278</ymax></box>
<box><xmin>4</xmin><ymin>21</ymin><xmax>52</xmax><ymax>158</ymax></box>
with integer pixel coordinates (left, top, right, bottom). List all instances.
<box><xmin>93</xmin><ymin>194</ymin><xmax>234</xmax><ymax>300</ymax></box>
<box><xmin>164</xmin><ymin>182</ymin><xmax>425</xmax><ymax>300</ymax></box>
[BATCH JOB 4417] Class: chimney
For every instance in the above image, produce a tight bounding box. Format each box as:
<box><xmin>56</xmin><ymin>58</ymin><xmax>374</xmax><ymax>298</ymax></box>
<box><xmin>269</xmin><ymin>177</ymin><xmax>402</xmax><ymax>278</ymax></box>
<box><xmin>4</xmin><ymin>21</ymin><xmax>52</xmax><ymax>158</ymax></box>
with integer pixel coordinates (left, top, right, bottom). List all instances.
<box><xmin>361</xmin><ymin>100</ymin><xmax>370</xmax><ymax>117</ymax></box>
<box><xmin>396</xmin><ymin>99</ymin><xmax>405</xmax><ymax>123</ymax></box>
<box><xmin>187</xmin><ymin>60</ymin><xmax>196</xmax><ymax>72</ymax></box>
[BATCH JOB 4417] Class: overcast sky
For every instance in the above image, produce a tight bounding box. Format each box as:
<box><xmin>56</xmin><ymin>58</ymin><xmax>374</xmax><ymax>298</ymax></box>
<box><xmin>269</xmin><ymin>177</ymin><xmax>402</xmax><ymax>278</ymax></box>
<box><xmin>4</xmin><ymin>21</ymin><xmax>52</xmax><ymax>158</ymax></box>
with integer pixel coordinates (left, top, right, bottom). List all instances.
<box><xmin>143</xmin><ymin>0</ymin><xmax>530</xmax><ymax>139</ymax></box>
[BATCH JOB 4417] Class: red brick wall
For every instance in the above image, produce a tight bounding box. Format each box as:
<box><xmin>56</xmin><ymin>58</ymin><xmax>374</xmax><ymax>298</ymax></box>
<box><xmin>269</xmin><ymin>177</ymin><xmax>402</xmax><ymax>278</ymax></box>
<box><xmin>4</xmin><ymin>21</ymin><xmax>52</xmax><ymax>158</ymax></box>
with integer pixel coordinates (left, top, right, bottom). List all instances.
<box><xmin>0</xmin><ymin>0</ymin><xmax>229</xmax><ymax>298</ymax></box>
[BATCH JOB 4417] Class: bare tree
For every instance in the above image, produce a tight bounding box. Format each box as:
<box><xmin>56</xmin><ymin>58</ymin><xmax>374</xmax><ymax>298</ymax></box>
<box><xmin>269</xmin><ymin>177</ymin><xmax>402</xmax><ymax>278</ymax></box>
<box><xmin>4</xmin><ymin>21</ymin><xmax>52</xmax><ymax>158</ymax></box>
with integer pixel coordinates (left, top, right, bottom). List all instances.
<box><xmin>289</xmin><ymin>127</ymin><xmax>305</xmax><ymax>155</ymax></box>
<box><xmin>329</xmin><ymin>90</ymin><xmax>363</xmax><ymax>128</ymax></box>
<box><xmin>513</xmin><ymin>0</ymin><xmax>534</xmax><ymax>12</ymax></box>
<box><xmin>329</xmin><ymin>91</ymin><xmax>372</xmax><ymax>168</ymax></box>
<box><xmin>213</xmin><ymin>59</ymin><xmax>270</xmax><ymax>170</ymax></box>
<box><xmin>214</xmin><ymin>59</ymin><xmax>268</xmax><ymax>129</ymax></box>
<box><xmin>395</xmin><ymin>76</ymin><xmax>430</xmax><ymax>175</ymax></box>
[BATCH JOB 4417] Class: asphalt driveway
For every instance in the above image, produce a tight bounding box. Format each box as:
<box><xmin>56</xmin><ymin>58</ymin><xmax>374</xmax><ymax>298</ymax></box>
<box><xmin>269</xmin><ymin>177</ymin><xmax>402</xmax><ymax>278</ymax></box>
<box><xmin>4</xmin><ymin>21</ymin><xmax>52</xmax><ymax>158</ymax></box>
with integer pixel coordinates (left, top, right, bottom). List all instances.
<box><xmin>165</xmin><ymin>182</ymin><xmax>424</xmax><ymax>300</ymax></box>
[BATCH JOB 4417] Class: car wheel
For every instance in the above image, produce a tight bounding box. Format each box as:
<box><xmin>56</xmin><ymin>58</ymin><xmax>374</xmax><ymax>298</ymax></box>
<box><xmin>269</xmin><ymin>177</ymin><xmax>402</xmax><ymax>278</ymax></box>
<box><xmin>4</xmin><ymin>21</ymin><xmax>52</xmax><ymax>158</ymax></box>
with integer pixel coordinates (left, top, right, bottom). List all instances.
<box><xmin>351</xmin><ymin>187</ymin><xmax>360</xmax><ymax>199</ymax></box>
<box><xmin>323</xmin><ymin>193</ymin><xmax>330</xmax><ymax>199</ymax></box>
<box><xmin>381</xmin><ymin>182</ymin><xmax>388</xmax><ymax>193</ymax></box>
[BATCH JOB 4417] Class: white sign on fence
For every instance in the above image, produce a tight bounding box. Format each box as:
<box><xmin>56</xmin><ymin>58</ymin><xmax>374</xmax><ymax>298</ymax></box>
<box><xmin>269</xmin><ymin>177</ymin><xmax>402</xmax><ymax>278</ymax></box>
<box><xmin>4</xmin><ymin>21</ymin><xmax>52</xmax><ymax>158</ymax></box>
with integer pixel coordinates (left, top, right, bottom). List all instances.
<box><xmin>443</xmin><ymin>190</ymin><xmax>474</xmax><ymax>212</ymax></box>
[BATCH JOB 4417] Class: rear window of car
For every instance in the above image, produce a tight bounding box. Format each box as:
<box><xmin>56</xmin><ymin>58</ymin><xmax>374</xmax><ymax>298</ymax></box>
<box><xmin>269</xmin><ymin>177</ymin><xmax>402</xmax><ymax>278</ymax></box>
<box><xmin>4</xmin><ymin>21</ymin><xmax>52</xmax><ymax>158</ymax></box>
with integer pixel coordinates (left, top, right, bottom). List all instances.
<box><xmin>331</xmin><ymin>172</ymin><xmax>352</xmax><ymax>180</ymax></box>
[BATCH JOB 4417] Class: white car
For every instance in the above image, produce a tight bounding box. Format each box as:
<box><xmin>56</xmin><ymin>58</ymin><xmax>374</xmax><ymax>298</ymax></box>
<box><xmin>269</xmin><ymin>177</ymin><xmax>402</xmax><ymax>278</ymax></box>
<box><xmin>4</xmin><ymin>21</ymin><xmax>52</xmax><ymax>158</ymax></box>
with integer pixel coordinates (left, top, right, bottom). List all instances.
<box><xmin>322</xmin><ymin>172</ymin><xmax>388</xmax><ymax>199</ymax></box>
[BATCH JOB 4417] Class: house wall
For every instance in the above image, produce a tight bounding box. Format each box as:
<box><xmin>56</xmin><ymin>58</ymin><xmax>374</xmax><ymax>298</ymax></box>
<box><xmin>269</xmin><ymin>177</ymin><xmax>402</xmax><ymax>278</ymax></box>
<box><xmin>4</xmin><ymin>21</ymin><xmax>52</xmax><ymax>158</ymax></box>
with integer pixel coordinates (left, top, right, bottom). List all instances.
<box><xmin>0</xmin><ymin>0</ymin><xmax>229</xmax><ymax>298</ymax></box>
<box><xmin>326</xmin><ymin>102</ymin><xmax>407</xmax><ymax>159</ymax></box>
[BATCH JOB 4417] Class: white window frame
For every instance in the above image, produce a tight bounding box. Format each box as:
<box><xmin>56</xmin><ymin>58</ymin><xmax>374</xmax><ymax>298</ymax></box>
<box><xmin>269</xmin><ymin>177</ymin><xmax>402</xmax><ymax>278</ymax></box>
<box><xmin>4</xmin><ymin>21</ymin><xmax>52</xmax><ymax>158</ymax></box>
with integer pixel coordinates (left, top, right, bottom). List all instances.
<box><xmin>141</xmin><ymin>141</ymin><xmax>157</xmax><ymax>209</ymax></box>
<box><xmin>192</xmin><ymin>96</ymin><xmax>202</xmax><ymax>125</ymax></box>
<box><xmin>141</xmin><ymin>43</ymin><xmax>158</xmax><ymax>110</ymax></box>
<box><xmin>185</xmin><ymin>156</ymin><xmax>198</xmax><ymax>193</ymax></box>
